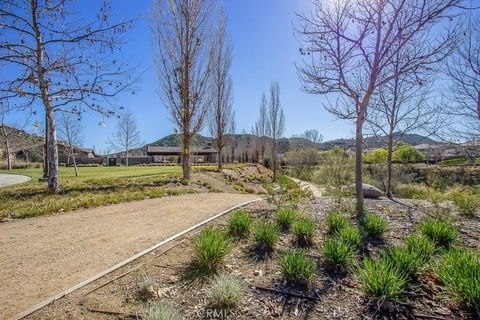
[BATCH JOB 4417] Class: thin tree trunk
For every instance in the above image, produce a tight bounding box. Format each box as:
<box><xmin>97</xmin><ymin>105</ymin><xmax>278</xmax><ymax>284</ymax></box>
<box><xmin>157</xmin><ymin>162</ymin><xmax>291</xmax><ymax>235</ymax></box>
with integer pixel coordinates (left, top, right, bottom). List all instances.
<box><xmin>125</xmin><ymin>151</ymin><xmax>129</xmax><ymax>167</ymax></box>
<box><xmin>272</xmin><ymin>140</ymin><xmax>277</xmax><ymax>181</ymax></box>
<box><xmin>43</xmin><ymin>120</ymin><xmax>49</xmax><ymax>179</ymax></box>
<box><xmin>46</xmin><ymin>106</ymin><xmax>59</xmax><ymax>191</ymax></box>
<box><xmin>182</xmin><ymin>135</ymin><xmax>191</xmax><ymax>180</ymax></box>
<box><xmin>355</xmin><ymin>117</ymin><xmax>364</xmax><ymax>217</ymax></box>
<box><xmin>217</xmin><ymin>145</ymin><xmax>223</xmax><ymax>171</ymax></box>
<box><xmin>386</xmin><ymin>134</ymin><xmax>394</xmax><ymax>198</ymax></box>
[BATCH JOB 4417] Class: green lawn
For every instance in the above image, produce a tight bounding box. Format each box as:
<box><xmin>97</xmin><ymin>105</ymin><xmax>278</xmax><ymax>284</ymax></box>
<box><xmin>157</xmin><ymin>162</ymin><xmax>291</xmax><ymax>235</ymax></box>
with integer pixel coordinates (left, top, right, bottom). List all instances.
<box><xmin>0</xmin><ymin>165</ymin><xmax>219</xmax><ymax>219</ymax></box>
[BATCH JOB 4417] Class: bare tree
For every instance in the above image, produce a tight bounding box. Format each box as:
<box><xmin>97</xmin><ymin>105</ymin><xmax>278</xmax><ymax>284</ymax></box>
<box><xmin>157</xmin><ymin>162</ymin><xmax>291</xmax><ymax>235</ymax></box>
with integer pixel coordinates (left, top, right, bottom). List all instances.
<box><xmin>0</xmin><ymin>101</ymin><xmax>34</xmax><ymax>170</ymax></box>
<box><xmin>367</xmin><ymin>45</ymin><xmax>440</xmax><ymax>198</ymax></box>
<box><xmin>58</xmin><ymin>113</ymin><xmax>82</xmax><ymax>177</ymax></box>
<box><xmin>445</xmin><ymin>15</ymin><xmax>480</xmax><ymax>142</ymax></box>
<box><xmin>296</xmin><ymin>0</ymin><xmax>461</xmax><ymax>215</ymax></box>
<box><xmin>0</xmin><ymin>0</ymin><xmax>135</xmax><ymax>192</ymax></box>
<box><xmin>151</xmin><ymin>0</ymin><xmax>214</xmax><ymax>180</ymax></box>
<box><xmin>209</xmin><ymin>6</ymin><xmax>233</xmax><ymax>171</ymax></box>
<box><xmin>108</xmin><ymin>110</ymin><xmax>142</xmax><ymax>167</ymax></box>
<box><xmin>229</xmin><ymin>111</ymin><xmax>236</xmax><ymax>163</ymax></box>
<box><xmin>302</xmin><ymin>129</ymin><xmax>323</xmax><ymax>144</ymax></box>
<box><xmin>267</xmin><ymin>81</ymin><xmax>285</xmax><ymax>181</ymax></box>
<box><xmin>254</xmin><ymin>93</ymin><xmax>268</xmax><ymax>164</ymax></box>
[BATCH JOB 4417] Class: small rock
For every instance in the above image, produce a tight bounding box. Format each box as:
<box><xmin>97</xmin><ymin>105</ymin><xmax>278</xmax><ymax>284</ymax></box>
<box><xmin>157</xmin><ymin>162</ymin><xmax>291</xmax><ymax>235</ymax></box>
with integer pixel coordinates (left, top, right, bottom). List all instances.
<box><xmin>253</xmin><ymin>270</ymin><xmax>263</xmax><ymax>276</ymax></box>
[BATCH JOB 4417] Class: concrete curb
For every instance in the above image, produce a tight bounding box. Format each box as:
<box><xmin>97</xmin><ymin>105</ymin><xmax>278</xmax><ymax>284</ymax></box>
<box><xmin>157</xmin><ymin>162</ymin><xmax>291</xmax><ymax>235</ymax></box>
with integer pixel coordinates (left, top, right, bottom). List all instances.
<box><xmin>15</xmin><ymin>197</ymin><xmax>261</xmax><ymax>319</ymax></box>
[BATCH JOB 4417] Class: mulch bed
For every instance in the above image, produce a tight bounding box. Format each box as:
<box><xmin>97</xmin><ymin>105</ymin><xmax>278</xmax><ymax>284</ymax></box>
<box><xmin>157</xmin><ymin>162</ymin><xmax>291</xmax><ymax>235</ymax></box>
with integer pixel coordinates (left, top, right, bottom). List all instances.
<box><xmin>27</xmin><ymin>197</ymin><xmax>479</xmax><ymax>319</ymax></box>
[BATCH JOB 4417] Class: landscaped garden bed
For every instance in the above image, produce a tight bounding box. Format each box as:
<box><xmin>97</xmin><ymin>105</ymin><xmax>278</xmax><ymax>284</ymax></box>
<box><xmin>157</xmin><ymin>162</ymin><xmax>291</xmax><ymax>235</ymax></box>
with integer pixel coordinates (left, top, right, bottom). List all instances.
<box><xmin>26</xmin><ymin>191</ymin><xmax>479</xmax><ymax>319</ymax></box>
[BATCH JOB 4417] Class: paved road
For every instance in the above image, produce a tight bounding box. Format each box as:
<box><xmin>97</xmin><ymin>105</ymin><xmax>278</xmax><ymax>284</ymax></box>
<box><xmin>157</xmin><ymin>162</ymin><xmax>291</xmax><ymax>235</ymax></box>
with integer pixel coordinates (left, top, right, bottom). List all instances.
<box><xmin>0</xmin><ymin>192</ymin><xmax>259</xmax><ymax>319</ymax></box>
<box><xmin>0</xmin><ymin>173</ymin><xmax>31</xmax><ymax>187</ymax></box>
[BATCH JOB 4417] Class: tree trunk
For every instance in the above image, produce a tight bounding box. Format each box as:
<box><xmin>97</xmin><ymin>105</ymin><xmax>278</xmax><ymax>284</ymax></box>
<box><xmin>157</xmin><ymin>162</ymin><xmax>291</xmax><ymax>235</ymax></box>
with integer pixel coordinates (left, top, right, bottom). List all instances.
<box><xmin>386</xmin><ymin>134</ymin><xmax>394</xmax><ymax>198</ymax></box>
<box><xmin>46</xmin><ymin>106</ymin><xmax>59</xmax><ymax>192</ymax></box>
<box><xmin>43</xmin><ymin>123</ymin><xmax>49</xmax><ymax>179</ymax></box>
<box><xmin>354</xmin><ymin>118</ymin><xmax>364</xmax><ymax>217</ymax></box>
<box><xmin>2</xmin><ymin>129</ymin><xmax>12</xmax><ymax>170</ymax></box>
<box><xmin>125</xmin><ymin>151</ymin><xmax>129</xmax><ymax>167</ymax></box>
<box><xmin>272</xmin><ymin>139</ymin><xmax>277</xmax><ymax>181</ymax></box>
<box><xmin>217</xmin><ymin>145</ymin><xmax>223</xmax><ymax>171</ymax></box>
<box><xmin>182</xmin><ymin>136</ymin><xmax>191</xmax><ymax>180</ymax></box>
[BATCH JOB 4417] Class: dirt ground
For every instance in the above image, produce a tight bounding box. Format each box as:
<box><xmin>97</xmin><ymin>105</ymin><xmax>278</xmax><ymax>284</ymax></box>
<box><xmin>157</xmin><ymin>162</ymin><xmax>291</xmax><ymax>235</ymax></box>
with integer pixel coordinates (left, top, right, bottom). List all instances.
<box><xmin>26</xmin><ymin>197</ymin><xmax>480</xmax><ymax>320</ymax></box>
<box><xmin>0</xmin><ymin>192</ymin><xmax>259</xmax><ymax>319</ymax></box>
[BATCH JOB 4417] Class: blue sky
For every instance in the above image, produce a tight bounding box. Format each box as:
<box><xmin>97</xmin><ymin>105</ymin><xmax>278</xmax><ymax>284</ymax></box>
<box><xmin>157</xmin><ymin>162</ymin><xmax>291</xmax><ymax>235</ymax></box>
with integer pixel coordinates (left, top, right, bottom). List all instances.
<box><xmin>63</xmin><ymin>0</ymin><xmax>353</xmax><ymax>152</ymax></box>
<box><xmin>11</xmin><ymin>0</ymin><xmax>357</xmax><ymax>152</ymax></box>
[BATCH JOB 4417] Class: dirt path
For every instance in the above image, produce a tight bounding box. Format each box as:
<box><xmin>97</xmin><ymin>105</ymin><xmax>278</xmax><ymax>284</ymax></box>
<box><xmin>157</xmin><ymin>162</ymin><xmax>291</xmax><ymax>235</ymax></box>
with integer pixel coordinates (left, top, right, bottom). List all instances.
<box><xmin>289</xmin><ymin>177</ymin><xmax>324</xmax><ymax>197</ymax></box>
<box><xmin>0</xmin><ymin>193</ymin><xmax>259</xmax><ymax>319</ymax></box>
<box><xmin>0</xmin><ymin>173</ymin><xmax>31</xmax><ymax>187</ymax></box>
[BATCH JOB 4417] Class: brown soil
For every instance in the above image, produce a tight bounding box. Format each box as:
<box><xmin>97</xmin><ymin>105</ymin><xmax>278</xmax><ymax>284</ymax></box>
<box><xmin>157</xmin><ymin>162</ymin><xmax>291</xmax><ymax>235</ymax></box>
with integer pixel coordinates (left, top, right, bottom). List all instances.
<box><xmin>25</xmin><ymin>197</ymin><xmax>479</xmax><ymax>320</ymax></box>
<box><xmin>0</xmin><ymin>192</ymin><xmax>259</xmax><ymax>319</ymax></box>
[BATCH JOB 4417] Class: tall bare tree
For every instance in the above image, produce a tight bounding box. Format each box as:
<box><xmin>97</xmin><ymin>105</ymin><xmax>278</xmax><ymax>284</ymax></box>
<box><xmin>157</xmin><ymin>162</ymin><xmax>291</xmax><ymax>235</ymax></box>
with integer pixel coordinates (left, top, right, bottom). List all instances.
<box><xmin>108</xmin><ymin>110</ymin><xmax>142</xmax><ymax>167</ymax></box>
<box><xmin>445</xmin><ymin>15</ymin><xmax>480</xmax><ymax>142</ymax></box>
<box><xmin>58</xmin><ymin>112</ymin><xmax>82</xmax><ymax>177</ymax></box>
<box><xmin>0</xmin><ymin>100</ymin><xmax>34</xmax><ymax>170</ymax></box>
<box><xmin>151</xmin><ymin>0</ymin><xmax>214</xmax><ymax>180</ymax></box>
<box><xmin>254</xmin><ymin>93</ymin><xmax>268</xmax><ymax>164</ymax></box>
<box><xmin>296</xmin><ymin>0</ymin><xmax>461</xmax><ymax>215</ymax></box>
<box><xmin>267</xmin><ymin>81</ymin><xmax>285</xmax><ymax>181</ymax></box>
<box><xmin>302</xmin><ymin>129</ymin><xmax>323</xmax><ymax>144</ymax></box>
<box><xmin>367</xmin><ymin>45</ymin><xmax>440</xmax><ymax>198</ymax></box>
<box><xmin>209</xmin><ymin>6</ymin><xmax>233</xmax><ymax>171</ymax></box>
<box><xmin>0</xmin><ymin>0</ymin><xmax>134</xmax><ymax>192</ymax></box>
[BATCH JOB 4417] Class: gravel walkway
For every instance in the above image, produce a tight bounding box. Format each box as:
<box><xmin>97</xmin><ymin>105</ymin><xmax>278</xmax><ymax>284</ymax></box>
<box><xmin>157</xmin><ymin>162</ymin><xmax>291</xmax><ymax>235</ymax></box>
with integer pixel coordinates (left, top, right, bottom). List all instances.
<box><xmin>0</xmin><ymin>193</ymin><xmax>259</xmax><ymax>319</ymax></box>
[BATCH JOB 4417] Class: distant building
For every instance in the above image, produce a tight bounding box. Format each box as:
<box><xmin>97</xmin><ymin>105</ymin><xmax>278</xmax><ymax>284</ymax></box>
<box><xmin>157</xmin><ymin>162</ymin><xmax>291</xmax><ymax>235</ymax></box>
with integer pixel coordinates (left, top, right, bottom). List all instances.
<box><xmin>146</xmin><ymin>145</ymin><xmax>217</xmax><ymax>164</ymax></box>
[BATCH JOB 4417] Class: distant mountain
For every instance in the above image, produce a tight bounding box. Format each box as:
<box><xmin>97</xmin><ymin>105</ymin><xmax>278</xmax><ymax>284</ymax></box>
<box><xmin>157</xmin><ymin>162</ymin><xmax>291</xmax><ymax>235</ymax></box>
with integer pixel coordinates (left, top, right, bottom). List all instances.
<box><xmin>320</xmin><ymin>133</ymin><xmax>442</xmax><ymax>151</ymax></box>
<box><xmin>140</xmin><ymin>132</ymin><xmax>442</xmax><ymax>155</ymax></box>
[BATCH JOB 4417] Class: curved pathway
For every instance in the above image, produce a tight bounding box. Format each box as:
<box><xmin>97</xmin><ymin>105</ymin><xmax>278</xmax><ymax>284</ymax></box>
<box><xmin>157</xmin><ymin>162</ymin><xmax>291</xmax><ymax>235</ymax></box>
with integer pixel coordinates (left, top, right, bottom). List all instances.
<box><xmin>0</xmin><ymin>173</ymin><xmax>31</xmax><ymax>187</ymax></box>
<box><xmin>0</xmin><ymin>192</ymin><xmax>259</xmax><ymax>319</ymax></box>
<box><xmin>289</xmin><ymin>177</ymin><xmax>324</xmax><ymax>198</ymax></box>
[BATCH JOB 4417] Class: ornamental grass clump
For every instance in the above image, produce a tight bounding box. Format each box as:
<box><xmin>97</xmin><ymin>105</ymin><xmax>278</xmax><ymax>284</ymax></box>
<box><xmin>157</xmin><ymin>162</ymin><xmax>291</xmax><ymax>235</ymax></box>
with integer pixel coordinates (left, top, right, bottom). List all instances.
<box><xmin>322</xmin><ymin>238</ymin><xmax>355</xmax><ymax>271</ymax></box>
<box><xmin>207</xmin><ymin>274</ymin><xmax>245</xmax><ymax>309</ymax></box>
<box><xmin>279</xmin><ymin>249</ymin><xmax>316</xmax><ymax>286</ymax></box>
<box><xmin>192</xmin><ymin>227</ymin><xmax>230</xmax><ymax>271</ymax></box>
<box><xmin>435</xmin><ymin>248</ymin><xmax>480</xmax><ymax>315</ymax></box>
<box><xmin>326</xmin><ymin>211</ymin><xmax>350</xmax><ymax>234</ymax></box>
<box><xmin>145</xmin><ymin>303</ymin><xmax>182</xmax><ymax>320</ymax></box>
<box><xmin>292</xmin><ymin>217</ymin><xmax>316</xmax><ymax>246</ymax></box>
<box><xmin>253</xmin><ymin>219</ymin><xmax>280</xmax><ymax>251</ymax></box>
<box><xmin>336</xmin><ymin>225</ymin><xmax>363</xmax><ymax>249</ymax></box>
<box><xmin>355</xmin><ymin>257</ymin><xmax>408</xmax><ymax>304</ymax></box>
<box><xmin>274</xmin><ymin>207</ymin><xmax>299</xmax><ymax>231</ymax></box>
<box><xmin>362</xmin><ymin>213</ymin><xmax>388</xmax><ymax>238</ymax></box>
<box><xmin>383</xmin><ymin>246</ymin><xmax>429</xmax><ymax>278</ymax></box>
<box><xmin>404</xmin><ymin>235</ymin><xmax>436</xmax><ymax>261</ymax></box>
<box><xmin>419</xmin><ymin>218</ymin><xmax>458</xmax><ymax>248</ymax></box>
<box><xmin>227</xmin><ymin>209</ymin><xmax>254</xmax><ymax>238</ymax></box>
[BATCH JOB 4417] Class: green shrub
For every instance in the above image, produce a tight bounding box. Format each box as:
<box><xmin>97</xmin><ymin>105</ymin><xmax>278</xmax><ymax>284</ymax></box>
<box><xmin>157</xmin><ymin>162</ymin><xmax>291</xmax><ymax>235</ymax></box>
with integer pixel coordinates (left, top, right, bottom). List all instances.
<box><xmin>274</xmin><ymin>207</ymin><xmax>299</xmax><ymax>231</ymax></box>
<box><xmin>325</xmin><ymin>211</ymin><xmax>349</xmax><ymax>234</ymax></box>
<box><xmin>336</xmin><ymin>225</ymin><xmax>362</xmax><ymax>249</ymax></box>
<box><xmin>192</xmin><ymin>227</ymin><xmax>230</xmax><ymax>271</ymax></box>
<box><xmin>279</xmin><ymin>249</ymin><xmax>316</xmax><ymax>286</ymax></box>
<box><xmin>435</xmin><ymin>248</ymin><xmax>480</xmax><ymax>315</ymax></box>
<box><xmin>419</xmin><ymin>218</ymin><xmax>458</xmax><ymax>248</ymax></box>
<box><xmin>253</xmin><ymin>219</ymin><xmax>280</xmax><ymax>250</ymax></box>
<box><xmin>227</xmin><ymin>209</ymin><xmax>253</xmax><ymax>238</ymax></box>
<box><xmin>292</xmin><ymin>217</ymin><xmax>316</xmax><ymax>245</ymax></box>
<box><xmin>404</xmin><ymin>235</ymin><xmax>436</xmax><ymax>261</ymax></box>
<box><xmin>450</xmin><ymin>191</ymin><xmax>480</xmax><ymax>217</ymax></box>
<box><xmin>322</xmin><ymin>238</ymin><xmax>355</xmax><ymax>271</ymax></box>
<box><xmin>356</xmin><ymin>257</ymin><xmax>408</xmax><ymax>303</ymax></box>
<box><xmin>362</xmin><ymin>213</ymin><xmax>388</xmax><ymax>238</ymax></box>
<box><xmin>383</xmin><ymin>246</ymin><xmax>429</xmax><ymax>278</ymax></box>
<box><xmin>207</xmin><ymin>274</ymin><xmax>245</xmax><ymax>309</ymax></box>
<box><xmin>146</xmin><ymin>303</ymin><xmax>182</xmax><ymax>320</ymax></box>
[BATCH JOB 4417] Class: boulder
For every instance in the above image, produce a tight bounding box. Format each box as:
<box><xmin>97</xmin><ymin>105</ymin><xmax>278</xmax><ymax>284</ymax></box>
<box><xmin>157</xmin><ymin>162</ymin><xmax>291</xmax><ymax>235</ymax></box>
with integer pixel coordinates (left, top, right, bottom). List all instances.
<box><xmin>363</xmin><ymin>183</ymin><xmax>382</xmax><ymax>199</ymax></box>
